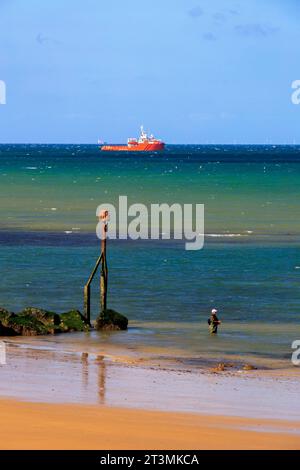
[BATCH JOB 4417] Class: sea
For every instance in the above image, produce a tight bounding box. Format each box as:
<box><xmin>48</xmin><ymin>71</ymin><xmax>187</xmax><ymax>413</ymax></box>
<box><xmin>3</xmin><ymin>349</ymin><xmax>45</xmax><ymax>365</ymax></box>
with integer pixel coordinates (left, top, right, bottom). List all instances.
<box><xmin>0</xmin><ymin>144</ymin><xmax>300</xmax><ymax>370</ymax></box>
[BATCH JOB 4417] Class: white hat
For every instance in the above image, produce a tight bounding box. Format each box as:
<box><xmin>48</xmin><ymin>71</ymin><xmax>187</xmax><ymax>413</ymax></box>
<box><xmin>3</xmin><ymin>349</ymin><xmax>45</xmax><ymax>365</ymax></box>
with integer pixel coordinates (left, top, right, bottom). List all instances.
<box><xmin>211</xmin><ymin>308</ymin><xmax>218</xmax><ymax>314</ymax></box>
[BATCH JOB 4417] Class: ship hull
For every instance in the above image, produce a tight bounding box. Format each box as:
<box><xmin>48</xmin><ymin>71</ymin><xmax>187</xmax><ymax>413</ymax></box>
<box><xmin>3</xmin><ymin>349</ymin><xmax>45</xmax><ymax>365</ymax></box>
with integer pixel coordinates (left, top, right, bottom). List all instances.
<box><xmin>101</xmin><ymin>142</ymin><xmax>165</xmax><ymax>152</ymax></box>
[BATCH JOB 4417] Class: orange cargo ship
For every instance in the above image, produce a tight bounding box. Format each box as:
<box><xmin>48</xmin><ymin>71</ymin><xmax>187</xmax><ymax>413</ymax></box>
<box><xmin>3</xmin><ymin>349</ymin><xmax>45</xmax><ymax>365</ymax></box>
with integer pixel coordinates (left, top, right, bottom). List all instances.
<box><xmin>101</xmin><ymin>126</ymin><xmax>165</xmax><ymax>152</ymax></box>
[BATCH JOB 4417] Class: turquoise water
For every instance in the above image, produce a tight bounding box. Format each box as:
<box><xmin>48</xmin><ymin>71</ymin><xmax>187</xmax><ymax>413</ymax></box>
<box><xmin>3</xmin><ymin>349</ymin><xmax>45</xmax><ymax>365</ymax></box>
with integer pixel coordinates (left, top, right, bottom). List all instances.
<box><xmin>0</xmin><ymin>145</ymin><xmax>300</xmax><ymax>368</ymax></box>
<box><xmin>1</xmin><ymin>144</ymin><xmax>300</xmax><ymax>234</ymax></box>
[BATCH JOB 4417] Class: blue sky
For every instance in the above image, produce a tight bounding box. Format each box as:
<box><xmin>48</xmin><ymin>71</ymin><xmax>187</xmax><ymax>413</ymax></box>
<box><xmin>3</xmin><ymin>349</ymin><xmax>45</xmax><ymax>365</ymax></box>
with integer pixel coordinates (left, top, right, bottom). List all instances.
<box><xmin>0</xmin><ymin>0</ymin><xmax>299</xmax><ymax>143</ymax></box>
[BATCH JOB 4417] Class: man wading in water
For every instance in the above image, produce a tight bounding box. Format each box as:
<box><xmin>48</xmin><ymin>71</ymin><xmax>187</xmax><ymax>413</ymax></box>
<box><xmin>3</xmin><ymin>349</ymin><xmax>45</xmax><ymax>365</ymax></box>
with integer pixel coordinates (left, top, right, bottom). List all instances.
<box><xmin>208</xmin><ymin>308</ymin><xmax>222</xmax><ymax>334</ymax></box>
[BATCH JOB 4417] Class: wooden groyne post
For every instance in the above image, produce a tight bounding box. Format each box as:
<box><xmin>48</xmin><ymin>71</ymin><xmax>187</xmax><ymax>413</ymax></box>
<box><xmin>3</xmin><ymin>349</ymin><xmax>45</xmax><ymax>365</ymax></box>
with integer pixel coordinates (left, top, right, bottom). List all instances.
<box><xmin>83</xmin><ymin>254</ymin><xmax>102</xmax><ymax>324</ymax></box>
<box><xmin>100</xmin><ymin>210</ymin><xmax>109</xmax><ymax>318</ymax></box>
<box><xmin>83</xmin><ymin>210</ymin><xmax>109</xmax><ymax>324</ymax></box>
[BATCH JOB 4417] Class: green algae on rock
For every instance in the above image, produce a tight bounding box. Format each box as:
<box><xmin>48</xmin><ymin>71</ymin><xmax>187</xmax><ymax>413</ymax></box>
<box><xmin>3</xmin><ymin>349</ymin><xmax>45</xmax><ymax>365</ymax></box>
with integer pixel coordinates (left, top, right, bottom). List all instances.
<box><xmin>18</xmin><ymin>307</ymin><xmax>61</xmax><ymax>334</ymax></box>
<box><xmin>59</xmin><ymin>310</ymin><xmax>90</xmax><ymax>332</ymax></box>
<box><xmin>95</xmin><ymin>309</ymin><xmax>128</xmax><ymax>331</ymax></box>
<box><xmin>0</xmin><ymin>308</ymin><xmax>18</xmax><ymax>336</ymax></box>
<box><xmin>0</xmin><ymin>307</ymin><xmax>90</xmax><ymax>336</ymax></box>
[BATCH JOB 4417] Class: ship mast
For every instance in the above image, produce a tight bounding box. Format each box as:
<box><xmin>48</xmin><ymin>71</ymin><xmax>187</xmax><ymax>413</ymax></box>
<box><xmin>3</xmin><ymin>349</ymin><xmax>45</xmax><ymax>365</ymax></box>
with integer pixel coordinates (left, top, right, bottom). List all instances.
<box><xmin>140</xmin><ymin>125</ymin><xmax>148</xmax><ymax>142</ymax></box>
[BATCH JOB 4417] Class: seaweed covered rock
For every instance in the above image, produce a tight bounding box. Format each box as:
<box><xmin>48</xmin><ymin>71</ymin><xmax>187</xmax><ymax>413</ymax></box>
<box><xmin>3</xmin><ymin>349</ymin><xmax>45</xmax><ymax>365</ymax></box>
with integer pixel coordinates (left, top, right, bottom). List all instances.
<box><xmin>0</xmin><ymin>307</ymin><xmax>14</xmax><ymax>327</ymax></box>
<box><xmin>0</xmin><ymin>308</ymin><xmax>18</xmax><ymax>336</ymax></box>
<box><xmin>0</xmin><ymin>306</ymin><xmax>50</xmax><ymax>336</ymax></box>
<box><xmin>59</xmin><ymin>309</ymin><xmax>90</xmax><ymax>332</ymax></box>
<box><xmin>0</xmin><ymin>306</ymin><xmax>90</xmax><ymax>336</ymax></box>
<box><xmin>8</xmin><ymin>314</ymin><xmax>50</xmax><ymax>336</ymax></box>
<box><xmin>95</xmin><ymin>309</ymin><xmax>128</xmax><ymax>331</ymax></box>
<box><xmin>19</xmin><ymin>307</ymin><xmax>61</xmax><ymax>334</ymax></box>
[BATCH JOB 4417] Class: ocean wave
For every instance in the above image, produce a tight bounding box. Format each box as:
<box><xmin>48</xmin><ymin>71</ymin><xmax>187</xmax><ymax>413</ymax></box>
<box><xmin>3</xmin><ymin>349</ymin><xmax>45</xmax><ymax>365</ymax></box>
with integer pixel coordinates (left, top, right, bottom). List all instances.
<box><xmin>206</xmin><ymin>233</ymin><xmax>245</xmax><ymax>238</ymax></box>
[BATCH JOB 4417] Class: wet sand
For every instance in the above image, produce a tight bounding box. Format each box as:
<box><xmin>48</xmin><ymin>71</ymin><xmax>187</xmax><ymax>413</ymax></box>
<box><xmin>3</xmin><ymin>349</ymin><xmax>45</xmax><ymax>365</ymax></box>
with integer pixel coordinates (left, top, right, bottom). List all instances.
<box><xmin>0</xmin><ymin>339</ymin><xmax>299</xmax><ymax>449</ymax></box>
<box><xmin>0</xmin><ymin>341</ymin><xmax>299</xmax><ymax>418</ymax></box>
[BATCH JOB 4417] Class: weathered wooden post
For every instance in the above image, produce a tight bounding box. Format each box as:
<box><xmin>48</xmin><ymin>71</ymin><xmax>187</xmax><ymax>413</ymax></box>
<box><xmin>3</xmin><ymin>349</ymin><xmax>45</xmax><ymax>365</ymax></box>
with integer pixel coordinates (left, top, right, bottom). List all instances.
<box><xmin>83</xmin><ymin>254</ymin><xmax>102</xmax><ymax>324</ymax></box>
<box><xmin>84</xmin><ymin>209</ymin><xmax>128</xmax><ymax>330</ymax></box>
<box><xmin>83</xmin><ymin>284</ymin><xmax>90</xmax><ymax>323</ymax></box>
<box><xmin>82</xmin><ymin>209</ymin><xmax>109</xmax><ymax>324</ymax></box>
<box><xmin>99</xmin><ymin>210</ymin><xmax>109</xmax><ymax>319</ymax></box>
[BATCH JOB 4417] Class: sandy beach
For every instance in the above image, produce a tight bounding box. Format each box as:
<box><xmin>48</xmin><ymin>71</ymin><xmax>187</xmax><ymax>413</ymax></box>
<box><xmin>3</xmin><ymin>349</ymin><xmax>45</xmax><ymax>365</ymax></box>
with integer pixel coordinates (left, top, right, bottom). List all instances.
<box><xmin>1</xmin><ymin>399</ymin><xmax>300</xmax><ymax>450</ymax></box>
<box><xmin>0</xmin><ymin>338</ymin><xmax>299</xmax><ymax>449</ymax></box>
